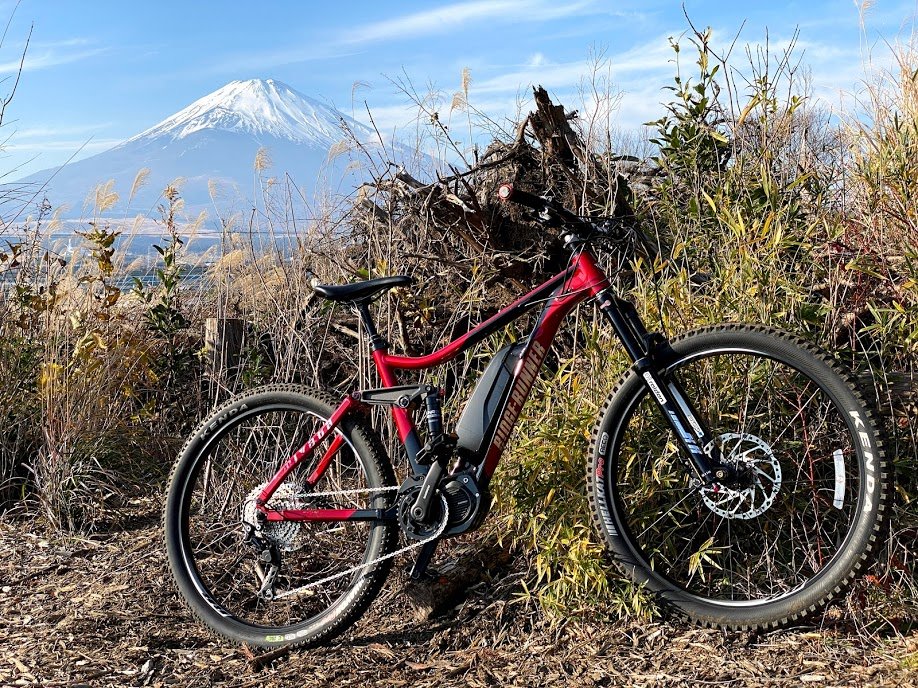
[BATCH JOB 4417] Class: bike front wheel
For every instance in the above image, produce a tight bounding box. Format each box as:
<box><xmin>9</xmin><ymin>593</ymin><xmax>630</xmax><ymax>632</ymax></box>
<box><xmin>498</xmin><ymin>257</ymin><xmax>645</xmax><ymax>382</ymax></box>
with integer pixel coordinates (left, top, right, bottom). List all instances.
<box><xmin>164</xmin><ymin>385</ymin><xmax>397</xmax><ymax>648</ymax></box>
<box><xmin>588</xmin><ymin>325</ymin><xmax>890</xmax><ymax>630</ymax></box>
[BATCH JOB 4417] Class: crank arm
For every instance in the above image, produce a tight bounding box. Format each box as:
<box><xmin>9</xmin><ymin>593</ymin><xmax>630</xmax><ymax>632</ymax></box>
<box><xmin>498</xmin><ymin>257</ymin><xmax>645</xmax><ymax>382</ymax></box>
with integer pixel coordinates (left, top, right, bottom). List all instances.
<box><xmin>409</xmin><ymin>460</ymin><xmax>444</xmax><ymax>521</ymax></box>
<box><xmin>409</xmin><ymin>539</ymin><xmax>440</xmax><ymax>581</ymax></box>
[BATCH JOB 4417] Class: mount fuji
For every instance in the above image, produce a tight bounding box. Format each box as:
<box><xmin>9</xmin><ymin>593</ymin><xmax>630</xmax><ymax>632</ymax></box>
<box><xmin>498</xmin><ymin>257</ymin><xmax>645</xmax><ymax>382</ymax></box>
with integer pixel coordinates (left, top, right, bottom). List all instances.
<box><xmin>18</xmin><ymin>79</ymin><xmax>397</xmax><ymax>219</ymax></box>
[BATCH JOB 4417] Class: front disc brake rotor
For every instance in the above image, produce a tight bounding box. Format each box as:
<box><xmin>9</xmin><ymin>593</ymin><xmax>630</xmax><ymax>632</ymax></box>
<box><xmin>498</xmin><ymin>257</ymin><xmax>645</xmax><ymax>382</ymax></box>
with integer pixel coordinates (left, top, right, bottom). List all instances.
<box><xmin>701</xmin><ymin>432</ymin><xmax>782</xmax><ymax>520</ymax></box>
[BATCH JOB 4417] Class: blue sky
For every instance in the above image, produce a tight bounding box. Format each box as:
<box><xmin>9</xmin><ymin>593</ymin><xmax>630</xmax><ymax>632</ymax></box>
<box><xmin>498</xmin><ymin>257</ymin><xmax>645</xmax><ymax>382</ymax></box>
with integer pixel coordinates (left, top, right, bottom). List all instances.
<box><xmin>0</xmin><ymin>0</ymin><xmax>915</xmax><ymax>178</ymax></box>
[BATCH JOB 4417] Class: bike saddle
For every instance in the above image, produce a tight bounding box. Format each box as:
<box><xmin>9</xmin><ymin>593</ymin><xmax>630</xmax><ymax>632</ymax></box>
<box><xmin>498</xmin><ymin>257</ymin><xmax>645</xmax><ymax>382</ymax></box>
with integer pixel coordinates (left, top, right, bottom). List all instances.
<box><xmin>311</xmin><ymin>275</ymin><xmax>412</xmax><ymax>303</ymax></box>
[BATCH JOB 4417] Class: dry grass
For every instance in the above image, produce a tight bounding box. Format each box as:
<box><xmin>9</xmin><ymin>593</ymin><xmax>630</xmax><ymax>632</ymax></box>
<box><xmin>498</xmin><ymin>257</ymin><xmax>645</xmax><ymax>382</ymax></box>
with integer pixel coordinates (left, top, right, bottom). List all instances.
<box><xmin>0</xmin><ymin>19</ymin><xmax>914</xmax><ymax>629</ymax></box>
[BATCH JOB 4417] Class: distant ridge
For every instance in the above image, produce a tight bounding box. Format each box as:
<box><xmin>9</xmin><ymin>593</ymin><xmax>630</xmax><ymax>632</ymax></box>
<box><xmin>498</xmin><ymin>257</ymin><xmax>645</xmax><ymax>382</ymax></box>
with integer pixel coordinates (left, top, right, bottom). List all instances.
<box><xmin>17</xmin><ymin>79</ymin><xmax>384</xmax><ymax>220</ymax></box>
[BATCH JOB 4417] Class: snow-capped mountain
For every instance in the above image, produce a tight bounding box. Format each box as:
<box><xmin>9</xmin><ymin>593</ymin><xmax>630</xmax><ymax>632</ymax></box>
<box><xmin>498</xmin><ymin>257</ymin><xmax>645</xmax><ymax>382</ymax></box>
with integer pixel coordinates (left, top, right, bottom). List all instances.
<box><xmin>18</xmin><ymin>79</ymin><xmax>389</xmax><ymax>219</ymax></box>
<box><xmin>130</xmin><ymin>79</ymin><xmax>359</xmax><ymax>147</ymax></box>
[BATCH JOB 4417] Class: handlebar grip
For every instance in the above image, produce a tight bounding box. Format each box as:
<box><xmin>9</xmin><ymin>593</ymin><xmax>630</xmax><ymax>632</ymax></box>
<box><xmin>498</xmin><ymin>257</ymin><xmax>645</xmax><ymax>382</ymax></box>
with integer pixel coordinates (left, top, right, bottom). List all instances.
<box><xmin>497</xmin><ymin>183</ymin><xmax>546</xmax><ymax>211</ymax></box>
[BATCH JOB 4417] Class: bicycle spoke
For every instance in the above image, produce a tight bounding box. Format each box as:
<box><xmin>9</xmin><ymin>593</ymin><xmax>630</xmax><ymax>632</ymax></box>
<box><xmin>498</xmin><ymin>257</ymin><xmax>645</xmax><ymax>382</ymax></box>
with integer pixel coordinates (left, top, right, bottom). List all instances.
<box><xmin>611</xmin><ymin>347</ymin><xmax>864</xmax><ymax>604</ymax></box>
<box><xmin>177</xmin><ymin>402</ymin><xmax>389</xmax><ymax>629</ymax></box>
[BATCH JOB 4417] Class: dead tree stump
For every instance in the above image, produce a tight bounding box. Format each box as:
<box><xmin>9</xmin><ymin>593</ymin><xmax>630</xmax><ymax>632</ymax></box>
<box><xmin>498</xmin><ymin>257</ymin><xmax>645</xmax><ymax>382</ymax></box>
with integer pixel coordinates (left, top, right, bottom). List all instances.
<box><xmin>204</xmin><ymin>317</ymin><xmax>244</xmax><ymax>391</ymax></box>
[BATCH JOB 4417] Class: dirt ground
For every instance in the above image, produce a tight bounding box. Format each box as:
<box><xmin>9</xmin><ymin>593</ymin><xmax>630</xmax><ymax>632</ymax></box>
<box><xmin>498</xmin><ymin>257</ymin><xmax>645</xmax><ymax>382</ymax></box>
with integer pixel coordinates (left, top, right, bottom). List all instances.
<box><xmin>2</xmin><ymin>498</ymin><xmax>916</xmax><ymax>688</ymax></box>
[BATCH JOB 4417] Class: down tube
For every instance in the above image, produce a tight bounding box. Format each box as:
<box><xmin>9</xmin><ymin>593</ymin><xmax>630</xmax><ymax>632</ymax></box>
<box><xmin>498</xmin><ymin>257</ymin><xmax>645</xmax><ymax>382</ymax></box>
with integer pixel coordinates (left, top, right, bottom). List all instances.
<box><xmin>478</xmin><ymin>284</ymin><xmax>603</xmax><ymax>481</ymax></box>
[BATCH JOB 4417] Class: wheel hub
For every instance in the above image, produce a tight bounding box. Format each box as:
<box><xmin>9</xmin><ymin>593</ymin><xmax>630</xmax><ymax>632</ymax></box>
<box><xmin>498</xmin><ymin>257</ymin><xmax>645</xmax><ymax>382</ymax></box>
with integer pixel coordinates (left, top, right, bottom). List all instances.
<box><xmin>701</xmin><ymin>432</ymin><xmax>782</xmax><ymax>520</ymax></box>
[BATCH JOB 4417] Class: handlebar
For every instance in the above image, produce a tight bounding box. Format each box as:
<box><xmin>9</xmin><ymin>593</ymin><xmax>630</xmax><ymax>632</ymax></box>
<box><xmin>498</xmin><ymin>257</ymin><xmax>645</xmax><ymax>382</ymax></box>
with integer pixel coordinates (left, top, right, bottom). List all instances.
<box><xmin>497</xmin><ymin>183</ymin><xmax>546</xmax><ymax>211</ymax></box>
<box><xmin>497</xmin><ymin>182</ymin><xmax>636</xmax><ymax>250</ymax></box>
<box><xmin>497</xmin><ymin>182</ymin><xmax>589</xmax><ymax>229</ymax></box>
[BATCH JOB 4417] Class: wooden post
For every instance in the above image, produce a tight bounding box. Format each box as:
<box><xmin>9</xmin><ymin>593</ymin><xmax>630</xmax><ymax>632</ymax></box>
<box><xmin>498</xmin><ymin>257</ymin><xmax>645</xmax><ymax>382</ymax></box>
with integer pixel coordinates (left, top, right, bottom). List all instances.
<box><xmin>204</xmin><ymin>317</ymin><xmax>244</xmax><ymax>387</ymax></box>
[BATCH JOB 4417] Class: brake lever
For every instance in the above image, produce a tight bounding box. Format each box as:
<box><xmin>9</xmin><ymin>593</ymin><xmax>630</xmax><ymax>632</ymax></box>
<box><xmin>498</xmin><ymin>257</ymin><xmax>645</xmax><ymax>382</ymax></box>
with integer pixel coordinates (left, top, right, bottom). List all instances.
<box><xmin>592</xmin><ymin>217</ymin><xmax>633</xmax><ymax>243</ymax></box>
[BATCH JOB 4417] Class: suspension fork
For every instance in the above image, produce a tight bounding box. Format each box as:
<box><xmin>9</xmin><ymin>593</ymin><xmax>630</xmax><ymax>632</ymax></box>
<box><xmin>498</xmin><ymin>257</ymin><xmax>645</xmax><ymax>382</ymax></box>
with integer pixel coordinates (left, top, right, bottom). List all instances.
<box><xmin>595</xmin><ymin>291</ymin><xmax>727</xmax><ymax>484</ymax></box>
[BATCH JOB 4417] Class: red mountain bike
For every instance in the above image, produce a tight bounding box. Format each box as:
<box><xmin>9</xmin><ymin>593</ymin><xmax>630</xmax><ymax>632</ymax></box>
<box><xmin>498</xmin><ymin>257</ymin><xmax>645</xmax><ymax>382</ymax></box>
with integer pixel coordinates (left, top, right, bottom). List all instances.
<box><xmin>164</xmin><ymin>184</ymin><xmax>890</xmax><ymax>647</ymax></box>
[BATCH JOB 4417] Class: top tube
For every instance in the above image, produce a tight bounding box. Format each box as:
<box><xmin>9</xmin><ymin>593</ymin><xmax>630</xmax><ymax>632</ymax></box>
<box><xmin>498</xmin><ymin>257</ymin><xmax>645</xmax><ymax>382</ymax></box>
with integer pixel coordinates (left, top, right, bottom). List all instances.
<box><xmin>380</xmin><ymin>251</ymin><xmax>610</xmax><ymax>371</ymax></box>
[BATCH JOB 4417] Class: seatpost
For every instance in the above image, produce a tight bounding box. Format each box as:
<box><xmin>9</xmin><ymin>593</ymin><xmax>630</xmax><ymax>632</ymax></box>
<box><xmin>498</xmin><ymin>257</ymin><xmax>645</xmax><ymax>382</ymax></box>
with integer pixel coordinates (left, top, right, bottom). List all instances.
<box><xmin>355</xmin><ymin>301</ymin><xmax>388</xmax><ymax>351</ymax></box>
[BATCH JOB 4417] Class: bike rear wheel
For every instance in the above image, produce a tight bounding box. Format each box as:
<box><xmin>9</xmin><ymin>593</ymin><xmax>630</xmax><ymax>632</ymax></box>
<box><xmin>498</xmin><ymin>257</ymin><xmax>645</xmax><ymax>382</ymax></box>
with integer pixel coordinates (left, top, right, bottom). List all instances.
<box><xmin>164</xmin><ymin>385</ymin><xmax>397</xmax><ymax>647</ymax></box>
<box><xmin>588</xmin><ymin>325</ymin><xmax>890</xmax><ymax>630</ymax></box>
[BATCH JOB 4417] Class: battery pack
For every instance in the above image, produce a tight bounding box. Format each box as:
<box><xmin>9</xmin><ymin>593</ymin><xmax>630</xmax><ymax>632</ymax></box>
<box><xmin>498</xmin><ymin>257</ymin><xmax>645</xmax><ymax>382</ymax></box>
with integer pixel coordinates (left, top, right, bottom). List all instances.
<box><xmin>454</xmin><ymin>342</ymin><xmax>525</xmax><ymax>460</ymax></box>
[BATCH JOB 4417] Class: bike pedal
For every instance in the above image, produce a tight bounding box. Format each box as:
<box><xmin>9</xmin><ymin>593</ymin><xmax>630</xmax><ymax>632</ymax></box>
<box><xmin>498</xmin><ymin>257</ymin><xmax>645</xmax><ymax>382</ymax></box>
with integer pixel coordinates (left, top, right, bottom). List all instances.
<box><xmin>407</xmin><ymin>568</ymin><xmax>450</xmax><ymax>586</ymax></box>
<box><xmin>416</xmin><ymin>570</ymin><xmax>440</xmax><ymax>584</ymax></box>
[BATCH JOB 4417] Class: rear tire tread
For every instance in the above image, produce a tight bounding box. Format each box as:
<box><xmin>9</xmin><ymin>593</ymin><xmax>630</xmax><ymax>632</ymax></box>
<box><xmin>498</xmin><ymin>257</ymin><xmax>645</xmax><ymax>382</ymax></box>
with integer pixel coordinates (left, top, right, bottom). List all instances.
<box><xmin>163</xmin><ymin>383</ymin><xmax>397</xmax><ymax>648</ymax></box>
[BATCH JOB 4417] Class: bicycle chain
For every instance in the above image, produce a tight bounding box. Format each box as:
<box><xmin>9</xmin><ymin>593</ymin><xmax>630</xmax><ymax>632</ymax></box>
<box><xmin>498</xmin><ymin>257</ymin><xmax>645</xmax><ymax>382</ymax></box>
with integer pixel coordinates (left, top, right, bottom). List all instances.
<box><xmin>273</xmin><ymin>486</ymin><xmax>448</xmax><ymax>600</ymax></box>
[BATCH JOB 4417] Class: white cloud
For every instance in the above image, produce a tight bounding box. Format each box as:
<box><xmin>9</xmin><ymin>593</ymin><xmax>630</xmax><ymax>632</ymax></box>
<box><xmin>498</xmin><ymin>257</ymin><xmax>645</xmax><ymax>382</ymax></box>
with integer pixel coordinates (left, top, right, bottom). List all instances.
<box><xmin>12</xmin><ymin>123</ymin><xmax>114</xmax><ymax>139</ymax></box>
<box><xmin>461</xmin><ymin>32</ymin><xmax>677</xmax><ymax>98</ymax></box>
<box><xmin>352</xmin><ymin>101</ymin><xmax>424</xmax><ymax>136</ymax></box>
<box><xmin>6</xmin><ymin>137</ymin><xmax>123</xmax><ymax>153</ymax></box>
<box><xmin>614</xmin><ymin>84</ymin><xmax>670</xmax><ymax>130</ymax></box>
<box><xmin>356</xmin><ymin>23</ymin><xmax>892</xmax><ymax>156</ymax></box>
<box><xmin>343</xmin><ymin>0</ymin><xmax>594</xmax><ymax>44</ymax></box>
<box><xmin>351</xmin><ymin>31</ymin><xmax>686</xmax><ymax>154</ymax></box>
<box><xmin>606</xmin><ymin>34</ymin><xmax>680</xmax><ymax>77</ymax></box>
<box><xmin>0</xmin><ymin>37</ymin><xmax>108</xmax><ymax>74</ymax></box>
<box><xmin>471</xmin><ymin>61</ymin><xmax>591</xmax><ymax>95</ymax></box>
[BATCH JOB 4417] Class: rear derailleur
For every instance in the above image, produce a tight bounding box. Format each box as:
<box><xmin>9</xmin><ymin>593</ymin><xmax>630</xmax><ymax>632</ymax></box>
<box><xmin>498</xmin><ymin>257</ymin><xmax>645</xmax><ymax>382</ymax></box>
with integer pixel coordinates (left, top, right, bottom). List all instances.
<box><xmin>242</xmin><ymin>521</ymin><xmax>281</xmax><ymax>601</ymax></box>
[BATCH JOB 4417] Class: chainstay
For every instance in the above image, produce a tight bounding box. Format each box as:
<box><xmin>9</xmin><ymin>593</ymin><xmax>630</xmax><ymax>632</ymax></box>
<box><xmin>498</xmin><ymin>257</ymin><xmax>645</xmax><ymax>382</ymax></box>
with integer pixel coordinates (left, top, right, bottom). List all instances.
<box><xmin>273</xmin><ymin>487</ymin><xmax>448</xmax><ymax>600</ymax></box>
<box><xmin>290</xmin><ymin>486</ymin><xmax>399</xmax><ymax>498</ymax></box>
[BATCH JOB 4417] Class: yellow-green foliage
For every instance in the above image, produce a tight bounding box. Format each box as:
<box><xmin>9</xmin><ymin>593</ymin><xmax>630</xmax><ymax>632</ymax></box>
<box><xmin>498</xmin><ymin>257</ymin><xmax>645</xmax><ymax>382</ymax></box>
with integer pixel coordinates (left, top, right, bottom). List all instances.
<box><xmin>491</xmin><ymin>323</ymin><xmax>656</xmax><ymax>617</ymax></box>
<box><xmin>0</xmin><ymin>189</ymin><xmax>203</xmax><ymax>530</ymax></box>
<box><xmin>0</xmin><ymin>19</ymin><xmax>913</xmax><ymax>624</ymax></box>
<box><xmin>488</xmin><ymin>29</ymin><xmax>916</xmax><ymax>619</ymax></box>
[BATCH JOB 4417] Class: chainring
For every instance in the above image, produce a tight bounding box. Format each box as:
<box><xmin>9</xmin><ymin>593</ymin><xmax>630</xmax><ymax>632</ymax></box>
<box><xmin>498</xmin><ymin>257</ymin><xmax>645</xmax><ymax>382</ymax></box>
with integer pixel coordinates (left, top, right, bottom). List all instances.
<box><xmin>396</xmin><ymin>484</ymin><xmax>449</xmax><ymax>541</ymax></box>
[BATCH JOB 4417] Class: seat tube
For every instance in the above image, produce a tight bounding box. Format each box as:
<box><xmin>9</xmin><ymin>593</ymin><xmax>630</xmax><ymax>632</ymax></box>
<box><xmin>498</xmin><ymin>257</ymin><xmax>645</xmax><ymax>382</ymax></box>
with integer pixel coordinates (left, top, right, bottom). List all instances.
<box><xmin>351</xmin><ymin>301</ymin><xmax>425</xmax><ymax>466</ymax></box>
<box><xmin>369</xmin><ymin>344</ymin><xmax>425</xmax><ymax>470</ymax></box>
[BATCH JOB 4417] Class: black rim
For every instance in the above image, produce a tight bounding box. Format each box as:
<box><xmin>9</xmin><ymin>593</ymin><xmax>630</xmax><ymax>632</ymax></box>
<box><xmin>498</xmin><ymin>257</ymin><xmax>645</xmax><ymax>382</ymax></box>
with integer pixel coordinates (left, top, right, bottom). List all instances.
<box><xmin>175</xmin><ymin>400</ymin><xmax>384</xmax><ymax>632</ymax></box>
<box><xmin>606</xmin><ymin>345</ymin><xmax>867</xmax><ymax>606</ymax></box>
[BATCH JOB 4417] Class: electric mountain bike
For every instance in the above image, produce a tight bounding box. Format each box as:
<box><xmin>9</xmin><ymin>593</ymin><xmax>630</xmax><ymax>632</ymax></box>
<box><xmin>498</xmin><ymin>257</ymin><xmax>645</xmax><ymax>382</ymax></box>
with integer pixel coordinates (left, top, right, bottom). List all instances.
<box><xmin>164</xmin><ymin>183</ymin><xmax>890</xmax><ymax>647</ymax></box>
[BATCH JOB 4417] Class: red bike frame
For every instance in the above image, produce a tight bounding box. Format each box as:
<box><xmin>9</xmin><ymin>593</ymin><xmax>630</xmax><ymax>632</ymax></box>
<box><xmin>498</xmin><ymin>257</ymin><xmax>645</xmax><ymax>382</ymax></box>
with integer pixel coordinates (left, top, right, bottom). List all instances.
<box><xmin>256</xmin><ymin>249</ymin><xmax>611</xmax><ymax>524</ymax></box>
